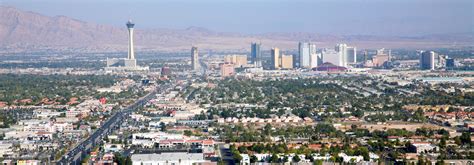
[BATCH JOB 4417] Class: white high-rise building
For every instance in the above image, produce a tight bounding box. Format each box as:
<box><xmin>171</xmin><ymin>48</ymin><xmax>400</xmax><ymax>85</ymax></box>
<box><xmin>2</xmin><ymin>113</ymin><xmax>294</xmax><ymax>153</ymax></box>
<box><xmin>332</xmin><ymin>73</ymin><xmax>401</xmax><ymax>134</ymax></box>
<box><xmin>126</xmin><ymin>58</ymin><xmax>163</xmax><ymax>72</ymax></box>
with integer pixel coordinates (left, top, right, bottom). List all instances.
<box><xmin>322</xmin><ymin>49</ymin><xmax>343</xmax><ymax>67</ymax></box>
<box><xmin>310</xmin><ymin>53</ymin><xmax>318</xmax><ymax>68</ymax></box>
<box><xmin>271</xmin><ymin>47</ymin><xmax>280</xmax><ymax>69</ymax></box>
<box><xmin>299</xmin><ymin>42</ymin><xmax>317</xmax><ymax>68</ymax></box>
<box><xmin>191</xmin><ymin>46</ymin><xmax>200</xmax><ymax>71</ymax></box>
<box><xmin>299</xmin><ymin>42</ymin><xmax>310</xmax><ymax>68</ymax></box>
<box><xmin>335</xmin><ymin>44</ymin><xmax>348</xmax><ymax>67</ymax></box>
<box><xmin>309</xmin><ymin>44</ymin><xmax>318</xmax><ymax>68</ymax></box>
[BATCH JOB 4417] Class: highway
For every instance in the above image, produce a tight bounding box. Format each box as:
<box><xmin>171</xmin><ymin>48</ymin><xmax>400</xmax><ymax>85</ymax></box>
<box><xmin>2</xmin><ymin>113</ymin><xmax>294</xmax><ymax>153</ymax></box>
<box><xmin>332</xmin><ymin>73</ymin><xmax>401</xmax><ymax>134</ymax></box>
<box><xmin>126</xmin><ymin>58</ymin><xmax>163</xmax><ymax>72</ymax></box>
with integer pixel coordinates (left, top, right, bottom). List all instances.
<box><xmin>57</xmin><ymin>84</ymin><xmax>170</xmax><ymax>165</ymax></box>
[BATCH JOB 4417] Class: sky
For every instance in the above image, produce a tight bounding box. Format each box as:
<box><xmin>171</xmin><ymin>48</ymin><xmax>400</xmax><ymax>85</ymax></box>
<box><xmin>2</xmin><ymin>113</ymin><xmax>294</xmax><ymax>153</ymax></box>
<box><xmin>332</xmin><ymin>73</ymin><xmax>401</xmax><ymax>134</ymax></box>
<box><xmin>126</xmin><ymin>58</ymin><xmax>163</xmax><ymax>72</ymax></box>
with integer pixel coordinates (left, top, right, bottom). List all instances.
<box><xmin>2</xmin><ymin>0</ymin><xmax>473</xmax><ymax>36</ymax></box>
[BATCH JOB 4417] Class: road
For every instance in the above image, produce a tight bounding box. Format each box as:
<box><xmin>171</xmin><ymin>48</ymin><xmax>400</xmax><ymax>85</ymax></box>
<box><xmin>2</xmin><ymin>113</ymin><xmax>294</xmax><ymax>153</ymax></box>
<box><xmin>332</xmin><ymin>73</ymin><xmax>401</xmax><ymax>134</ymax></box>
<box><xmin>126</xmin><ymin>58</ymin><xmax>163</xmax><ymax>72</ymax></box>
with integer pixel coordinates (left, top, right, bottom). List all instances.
<box><xmin>218</xmin><ymin>144</ymin><xmax>236</xmax><ymax>165</ymax></box>
<box><xmin>57</xmin><ymin>84</ymin><xmax>171</xmax><ymax>165</ymax></box>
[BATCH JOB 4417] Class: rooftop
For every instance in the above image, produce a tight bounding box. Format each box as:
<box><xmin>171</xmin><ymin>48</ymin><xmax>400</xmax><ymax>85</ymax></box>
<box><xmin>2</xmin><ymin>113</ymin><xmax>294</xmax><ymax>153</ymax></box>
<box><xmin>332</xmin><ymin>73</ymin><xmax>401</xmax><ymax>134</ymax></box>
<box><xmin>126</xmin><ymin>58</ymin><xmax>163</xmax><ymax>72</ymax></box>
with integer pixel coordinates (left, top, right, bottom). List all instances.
<box><xmin>131</xmin><ymin>152</ymin><xmax>204</xmax><ymax>162</ymax></box>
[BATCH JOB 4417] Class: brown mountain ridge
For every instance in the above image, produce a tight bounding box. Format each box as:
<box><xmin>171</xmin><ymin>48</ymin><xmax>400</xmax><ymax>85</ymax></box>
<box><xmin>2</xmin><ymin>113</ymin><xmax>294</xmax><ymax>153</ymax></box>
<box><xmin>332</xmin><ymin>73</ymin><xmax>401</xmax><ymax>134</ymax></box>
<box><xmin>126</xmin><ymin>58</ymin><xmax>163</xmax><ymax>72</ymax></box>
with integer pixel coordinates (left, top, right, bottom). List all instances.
<box><xmin>0</xmin><ymin>6</ymin><xmax>472</xmax><ymax>52</ymax></box>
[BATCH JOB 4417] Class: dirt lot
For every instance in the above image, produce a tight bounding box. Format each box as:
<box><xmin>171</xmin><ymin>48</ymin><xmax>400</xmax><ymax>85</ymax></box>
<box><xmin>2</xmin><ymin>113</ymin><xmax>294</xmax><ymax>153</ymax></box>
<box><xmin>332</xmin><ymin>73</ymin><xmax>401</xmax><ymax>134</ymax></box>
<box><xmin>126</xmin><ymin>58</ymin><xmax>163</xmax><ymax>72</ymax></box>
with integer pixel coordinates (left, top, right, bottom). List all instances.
<box><xmin>359</xmin><ymin>121</ymin><xmax>455</xmax><ymax>132</ymax></box>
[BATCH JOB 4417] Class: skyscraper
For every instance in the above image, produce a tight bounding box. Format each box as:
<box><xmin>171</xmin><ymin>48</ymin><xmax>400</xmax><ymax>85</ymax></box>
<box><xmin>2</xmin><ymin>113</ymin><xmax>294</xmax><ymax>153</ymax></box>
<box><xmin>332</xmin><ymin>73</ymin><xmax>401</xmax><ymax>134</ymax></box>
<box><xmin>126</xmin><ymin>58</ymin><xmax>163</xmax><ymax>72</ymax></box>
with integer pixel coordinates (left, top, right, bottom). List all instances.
<box><xmin>310</xmin><ymin>53</ymin><xmax>318</xmax><ymax>68</ymax></box>
<box><xmin>191</xmin><ymin>46</ymin><xmax>200</xmax><ymax>71</ymax></box>
<box><xmin>309</xmin><ymin>44</ymin><xmax>318</xmax><ymax>68</ymax></box>
<box><xmin>321</xmin><ymin>49</ymin><xmax>343</xmax><ymax>66</ymax></box>
<box><xmin>298</xmin><ymin>42</ymin><xmax>311</xmax><ymax>68</ymax></box>
<box><xmin>372</xmin><ymin>48</ymin><xmax>390</xmax><ymax>67</ymax></box>
<box><xmin>446</xmin><ymin>58</ymin><xmax>455</xmax><ymax>68</ymax></box>
<box><xmin>420</xmin><ymin>51</ymin><xmax>435</xmax><ymax>70</ymax></box>
<box><xmin>335</xmin><ymin>44</ymin><xmax>348</xmax><ymax>67</ymax></box>
<box><xmin>364</xmin><ymin>50</ymin><xmax>368</xmax><ymax>62</ymax></box>
<box><xmin>281</xmin><ymin>54</ymin><xmax>293</xmax><ymax>69</ymax></box>
<box><xmin>251</xmin><ymin>42</ymin><xmax>262</xmax><ymax>68</ymax></box>
<box><xmin>346</xmin><ymin>47</ymin><xmax>357</xmax><ymax>63</ymax></box>
<box><xmin>224</xmin><ymin>55</ymin><xmax>247</xmax><ymax>68</ymax></box>
<box><xmin>271</xmin><ymin>47</ymin><xmax>280</xmax><ymax>69</ymax></box>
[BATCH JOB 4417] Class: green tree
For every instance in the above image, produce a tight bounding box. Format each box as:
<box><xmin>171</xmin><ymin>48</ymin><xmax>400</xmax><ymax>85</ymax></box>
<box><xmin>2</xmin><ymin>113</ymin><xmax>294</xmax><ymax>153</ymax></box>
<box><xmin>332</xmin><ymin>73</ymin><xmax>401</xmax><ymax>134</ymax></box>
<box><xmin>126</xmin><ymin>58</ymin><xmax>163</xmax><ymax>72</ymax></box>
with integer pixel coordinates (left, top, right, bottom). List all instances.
<box><xmin>183</xmin><ymin>130</ymin><xmax>193</xmax><ymax>136</ymax></box>
<box><xmin>160</xmin><ymin>122</ymin><xmax>166</xmax><ymax>132</ymax></box>
<box><xmin>436</xmin><ymin>159</ymin><xmax>444</xmax><ymax>165</ymax></box>
<box><xmin>439</xmin><ymin>137</ymin><xmax>446</xmax><ymax>149</ymax></box>
<box><xmin>292</xmin><ymin>155</ymin><xmax>301</xmax><ymax>162</ymax></box>
<box><xmin>250</xmin><ymin>155</ymin><xmax>258</xmax><ymax>163</ymax></box>
<box><xmin>113</xmin><ymin>152</ymin><xmax>125</xmax><ymax>165</ymax></box>
<box><xmin>270</xmin><ymin>154</ymin><xmax>279</xmax><ymax>163</ymax></box>
<box><xmin>460</xmin><ymin>132</ymin><xmax>472</xmax><ymax>145</ymax></box>
<box><xmin>306</xmin><ymin>153</ymin><xmax>315</xmax><ymax>162</ymax></box>
<box><xmin>233</xmin><ymin>153</ymin><xmax>242</xmax><ymax>162</ymax></box>
<box><xmin>263</xmin><ymin>124</ymin><xmax>272</xmax><ymax>135</ymax></box>
<box><xmin>238</xmin><ymin>146</ymin><xmax>248</xmax><ymax>154</ymax></box>
<box><xmin>354</xmin><ymin>147</ymin><xmax>370</xmax><ymax>161</ymax></box>
<box><xmin>125</xmin><ymin>156</ymin><xmax>132</xmax><ymax>165</ymax></box>
<box><xmin>314</xmin><ymin>159</ymin><xmax>323</xmax><ymax>165</ymax></box>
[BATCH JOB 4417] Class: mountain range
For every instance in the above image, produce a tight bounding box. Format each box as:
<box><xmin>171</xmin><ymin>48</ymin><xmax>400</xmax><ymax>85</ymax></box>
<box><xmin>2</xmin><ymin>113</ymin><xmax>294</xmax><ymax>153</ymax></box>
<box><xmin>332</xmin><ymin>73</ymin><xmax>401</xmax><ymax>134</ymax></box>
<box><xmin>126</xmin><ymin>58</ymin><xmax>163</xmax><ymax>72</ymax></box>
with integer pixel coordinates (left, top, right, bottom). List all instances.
<box><xmin>0</xmin><ymin>6</ymin><xmax>472</xmax><ymax>52</ymax></box>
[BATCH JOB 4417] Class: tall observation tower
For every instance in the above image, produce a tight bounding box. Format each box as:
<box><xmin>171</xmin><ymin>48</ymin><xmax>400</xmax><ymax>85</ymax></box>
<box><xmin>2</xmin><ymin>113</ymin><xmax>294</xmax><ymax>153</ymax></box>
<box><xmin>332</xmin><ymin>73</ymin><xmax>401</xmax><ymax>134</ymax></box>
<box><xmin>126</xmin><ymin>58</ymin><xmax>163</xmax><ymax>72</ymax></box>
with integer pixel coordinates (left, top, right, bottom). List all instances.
<box><xmin>105</xmin><ymin>19</ymin><xmax>149</xmax><ymax>71</ymax></box>
<box><xmin>126</xmin><ymin>20</ymin><xmax>135</xmax><ymax>60</ymax></box>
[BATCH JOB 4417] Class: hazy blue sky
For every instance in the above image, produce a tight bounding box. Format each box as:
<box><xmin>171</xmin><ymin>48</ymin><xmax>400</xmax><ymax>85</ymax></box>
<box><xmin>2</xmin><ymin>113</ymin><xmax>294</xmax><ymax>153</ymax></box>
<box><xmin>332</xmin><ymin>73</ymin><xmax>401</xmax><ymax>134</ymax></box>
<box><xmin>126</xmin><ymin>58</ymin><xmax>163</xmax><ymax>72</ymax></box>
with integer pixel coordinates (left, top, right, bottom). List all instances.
<box><xmin>2</xmin><ymin>0</ymin><xmax>473</xmax><ymax>36</ymax></box>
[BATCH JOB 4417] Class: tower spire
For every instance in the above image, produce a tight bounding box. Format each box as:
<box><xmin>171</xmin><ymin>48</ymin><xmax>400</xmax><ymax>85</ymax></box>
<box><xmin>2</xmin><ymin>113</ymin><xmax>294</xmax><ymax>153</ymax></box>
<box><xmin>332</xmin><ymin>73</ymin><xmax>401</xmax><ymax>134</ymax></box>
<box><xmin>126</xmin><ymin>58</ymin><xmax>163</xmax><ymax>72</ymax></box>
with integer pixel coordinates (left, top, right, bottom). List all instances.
<box><xmin>126</xmin><ymin>20</ymin><xmax>135</xmax><ymax>60</ymax></box>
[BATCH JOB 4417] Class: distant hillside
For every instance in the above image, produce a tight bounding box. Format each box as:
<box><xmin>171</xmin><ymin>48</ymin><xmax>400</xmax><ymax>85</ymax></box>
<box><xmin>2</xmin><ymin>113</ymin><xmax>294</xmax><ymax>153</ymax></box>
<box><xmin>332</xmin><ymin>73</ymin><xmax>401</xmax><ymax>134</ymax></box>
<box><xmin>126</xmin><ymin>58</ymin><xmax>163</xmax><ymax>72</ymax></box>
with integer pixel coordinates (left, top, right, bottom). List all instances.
<box><xmin>0</xmin><ymin>6</ymin><xmax>472</xmax><ymax>52</ymax></box>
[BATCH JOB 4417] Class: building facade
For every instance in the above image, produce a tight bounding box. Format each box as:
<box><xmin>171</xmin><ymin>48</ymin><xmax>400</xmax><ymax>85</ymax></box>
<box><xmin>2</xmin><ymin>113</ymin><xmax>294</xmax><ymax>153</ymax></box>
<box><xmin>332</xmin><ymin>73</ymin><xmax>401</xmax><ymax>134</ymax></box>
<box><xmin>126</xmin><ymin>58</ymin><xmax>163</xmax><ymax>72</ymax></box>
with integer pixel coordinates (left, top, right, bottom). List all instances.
<box><xmin>220</xmin><ymin>63</ymin><xmax>235</xmax><ymax>77</ymax></box>
<box><xmin>420</xmin><ymin>51</ymin><xmax>436</xmax><ymax>70</ymax></box>
<box><xmin>322</xmin><ymin>49</ymin><xmax>343</xmax><ymax>67</ymax></box>
<box><xmin>224</xmin><ymin>55</ymin><xmax>248</xmax><ymax>68</ymax></box>
<box><xmin>335</xmin><ymin>44</ymin><xmax>348</xmax><ymax>67</ymax></box>
<box><xmin>298</xmin><ymin>42</ymin><xmax>312</xmax><ymax>68</ymax></box>
<box><xmin>271</xmin><ymin>47</ymin><xmax>280</xmax><ymax>69</ymax></box>
<box><xmin>131</xmin><ymin>152</ymin><xmax>209</xmax><ymax>165</ymax></box>
<box><xmin>281</xmin><ymin>54</ymin><xmax>293</xmax><ymax>69</ymax></box>
<box><xmin>346</xmin><ymin>46</ymin><xmax>357</xmax><ymax>63</ymax></box>
<box><xmin>191</xmin><ymin>46</ymin><xmax>200</xmax><ymax>71</ymax></box>
<box><xmin>251</xmin><ymin>42</ymin><xmax>262</xmax><ymax>68</ymax></box>
<box><xmin>372</xmin><ymin>48</ymin><xmax>390</xmax><ymax>67</ymax></box>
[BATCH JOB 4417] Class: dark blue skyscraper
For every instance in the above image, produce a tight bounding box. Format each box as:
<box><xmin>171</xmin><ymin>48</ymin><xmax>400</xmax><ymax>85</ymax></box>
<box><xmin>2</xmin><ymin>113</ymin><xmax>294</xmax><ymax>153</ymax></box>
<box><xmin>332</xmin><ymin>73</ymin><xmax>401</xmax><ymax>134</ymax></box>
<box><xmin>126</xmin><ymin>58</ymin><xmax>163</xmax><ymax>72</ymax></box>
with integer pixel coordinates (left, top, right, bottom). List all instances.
<box><xmin>420</xmin><ymin>51</ymin><xmax>435</xmax><ymax>70</ymax></box>
<box><xmin>251</xmin><ymin>42</ymin><xmax>262</xmax><ymax>68</ymax></box>
<box><xmin>446</xmin><ymin>58</ymin><xmax>455</xmax><ymax>68</ymax></box>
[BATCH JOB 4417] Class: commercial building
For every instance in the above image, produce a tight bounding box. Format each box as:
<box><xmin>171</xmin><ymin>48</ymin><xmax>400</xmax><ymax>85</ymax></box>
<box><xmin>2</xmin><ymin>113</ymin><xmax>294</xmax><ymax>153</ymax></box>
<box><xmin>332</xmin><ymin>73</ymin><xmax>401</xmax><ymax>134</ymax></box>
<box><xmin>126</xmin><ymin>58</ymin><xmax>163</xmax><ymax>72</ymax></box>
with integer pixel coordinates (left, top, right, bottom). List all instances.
<box><xmin>346</xmin><ymin>46</ymin><xmax>357</xmax><ymax>63</ymax></box>
<box><xmin>224</xmin><ymin>55</ymin><xmax>247</xmax><ymax>67</ymax></box>
<box><xmin>334</xmin><ymin>44</ymin><xmax>357</xmax><ymax>67</ymax></box>
<box><xmin>335</xmin><ymin>44</ymin><xmax>348</xmax><ymax>67</ymax></box>
<box><xmin>446</xmin><ymin>58</ymin><xmax>455</xmax><ymax>68</ymax></box>
<box><xmin>313</xmin><ymin>62</ymin><xmax>347</xmax><ymax>72</ymax></box>
<box><xmin>220</xmin><ymin>63</ymin><xmax>235</xmax><ymax>77</ymax></box>
<box><xmin>310</xmin><ymin>53</ymin><xmax>320</xmax><ymax>68</ymax></box>
<box><xmin>420</xmin><ymin>51</ymin><xmax>436</xmax><ymax>70</ymax></box>
<box><xmin>131</xmin><ymin>152</ymin><xmax>209</xmax><ymax>165</ymax></box>
<box><xmin>321</xmin><ymin>49</ymin><xmax>343</xmax><ymax>67</ymax></box>
<box><xmin>371</xmin><ymin>48</ymin><xmax>391</xmax><ymax>67</ymax></box>
<box><xmin>298</xmin><ymin>42</ymin><xmax>316</xmax><ymax>68</ymax></box>
<box><xmin>251</xmin><ymin>42</ymin><xmax>262</xmax><ymax>68</ymax></box>
<box><xmin>161</xmin><ymin>66</ymin><xmax>171</xmax><ymax>76</ymax></box>
<box><xmin>191</xmin><ymin>46</ymin><xmax>200</xmax><ymax>71</ymax></box>
<box><xmin>271</xmin><ymin>47</ymin><xmax>280</xmax><ymax>69</ymax></box>
<box><xmin>281</xmin><ymin>54</ymin><xmax>293</xmax><ymax>69</ymax></box>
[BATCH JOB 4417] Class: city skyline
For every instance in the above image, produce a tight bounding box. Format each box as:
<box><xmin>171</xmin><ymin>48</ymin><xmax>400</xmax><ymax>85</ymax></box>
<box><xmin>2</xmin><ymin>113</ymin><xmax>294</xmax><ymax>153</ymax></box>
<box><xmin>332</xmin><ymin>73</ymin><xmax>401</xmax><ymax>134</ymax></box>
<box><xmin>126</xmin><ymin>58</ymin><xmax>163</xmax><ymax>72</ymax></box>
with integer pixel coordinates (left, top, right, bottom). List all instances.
<box><xmin>0</xmin><ymin>1</ymin><xmax>472</xmax><ymax>164</ymax></box>
<box><xmin>2</xmin><ymin>0</ymin><xmax>473</xmax><ymax>36</ymax></box>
